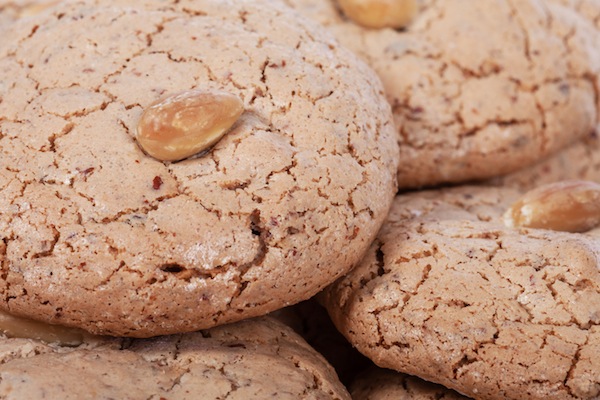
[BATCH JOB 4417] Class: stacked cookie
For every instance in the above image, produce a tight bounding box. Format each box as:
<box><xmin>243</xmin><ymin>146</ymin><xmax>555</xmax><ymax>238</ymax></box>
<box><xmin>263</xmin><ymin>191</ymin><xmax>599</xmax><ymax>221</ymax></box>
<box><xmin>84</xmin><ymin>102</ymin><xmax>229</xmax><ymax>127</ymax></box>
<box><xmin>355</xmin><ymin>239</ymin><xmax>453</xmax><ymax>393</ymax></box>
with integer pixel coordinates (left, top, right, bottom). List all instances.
<box><xmin>1</xmin><ymin>0</ymin><xmax>599</xmax><ymax>399</ymax></box>
<box><xmin>287</xmin><ymin>1</ymin><xmax>600</xmax><ymax>399</ymax></box>
<box><xmin>0</xmin><ymin>0</ymin><xmax>398</xmax><ymax>336</ymax></box>
<box><xmin>0</xmin><ymin>0</ymin><xmax>398</xmax><ymax>397</ymax></box>
<box><xmin>0</xmin><ymin>317</ymin><xmax>354</xmax><ymax>398</ymax></box>
<box><xmin>287</xmin><ymin>0</ymin><xmax>600</xmax><ymax>188</ymax></box>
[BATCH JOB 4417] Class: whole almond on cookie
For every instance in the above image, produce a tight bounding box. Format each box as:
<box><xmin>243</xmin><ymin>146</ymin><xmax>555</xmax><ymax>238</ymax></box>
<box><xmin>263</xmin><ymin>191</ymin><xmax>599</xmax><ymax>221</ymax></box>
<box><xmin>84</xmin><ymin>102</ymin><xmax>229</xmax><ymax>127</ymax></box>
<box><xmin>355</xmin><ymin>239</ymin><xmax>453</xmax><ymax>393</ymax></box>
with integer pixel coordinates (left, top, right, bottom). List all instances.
<box><xmin>337</xmin><ymin>0</ymin><xmax>418</xmax><ymax>29</ymax></box>
<box><xmin>136</xmin><ymin>89</ymin><xmax>243</xmax><ymax>162</ymax></box>
<box><xmin>503</xmin><ymin>180</ymin><xmax>600</xmax><ymax>233</ymax></box>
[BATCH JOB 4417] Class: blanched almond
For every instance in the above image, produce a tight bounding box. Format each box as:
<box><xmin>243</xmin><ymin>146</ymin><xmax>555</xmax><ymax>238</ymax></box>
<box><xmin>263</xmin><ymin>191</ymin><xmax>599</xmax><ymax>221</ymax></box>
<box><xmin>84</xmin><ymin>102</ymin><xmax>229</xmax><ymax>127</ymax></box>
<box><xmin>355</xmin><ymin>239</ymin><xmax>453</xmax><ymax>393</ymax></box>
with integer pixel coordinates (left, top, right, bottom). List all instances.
<box><xmin>503</xmin><ymin>180</ymin><xmax>600</xmax><ymax>233</ymax></box>
<box><xmin>136</xmin><ymin>89</ymin><xmax>243</xmax><ymax>162</ymax></box>
<box><xmin>337</xmin><ymin>0</ymin><xmax>418</xmax><ymax>29</ymax></box>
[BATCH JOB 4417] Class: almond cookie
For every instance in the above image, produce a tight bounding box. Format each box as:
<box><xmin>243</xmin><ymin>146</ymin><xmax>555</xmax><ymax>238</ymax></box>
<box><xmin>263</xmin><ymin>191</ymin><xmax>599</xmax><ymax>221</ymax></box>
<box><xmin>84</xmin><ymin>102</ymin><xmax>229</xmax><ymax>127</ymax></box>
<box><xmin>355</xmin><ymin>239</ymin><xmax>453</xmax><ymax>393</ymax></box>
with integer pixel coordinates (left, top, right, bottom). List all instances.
<box><xmin>0</xmin><ymin>0</ymin><xmax>398</xmax><ymax>337</ymax></box>
<box><xmin>286</xmin><ymin>0</ymin><xmax>600</xmax><ymax>188</ymax></box>
<box><xmin>0</xmin><ymin>316</ymin><xmax>350</xmax><ymax>399</ymax></box>
<box><xmin>351</xmin><ymin>367</ymin><xmax>471</xmax><ymax>400</ymax></box>
<box><xmin>320</xmin><ymin>185</ymin><xmax>600</xmax><ymax>400</ymax></box>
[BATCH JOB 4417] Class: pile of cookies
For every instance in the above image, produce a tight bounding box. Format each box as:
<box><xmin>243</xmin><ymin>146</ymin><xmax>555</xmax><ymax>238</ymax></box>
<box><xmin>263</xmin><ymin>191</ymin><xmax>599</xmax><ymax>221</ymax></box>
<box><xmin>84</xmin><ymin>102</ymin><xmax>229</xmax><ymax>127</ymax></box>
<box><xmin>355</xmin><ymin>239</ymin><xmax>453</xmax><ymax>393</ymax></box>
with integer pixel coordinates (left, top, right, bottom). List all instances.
<box><xmin>0</xmin><ymin>0</ymin><xmax>598</xmax><ymax>399</ymax></box>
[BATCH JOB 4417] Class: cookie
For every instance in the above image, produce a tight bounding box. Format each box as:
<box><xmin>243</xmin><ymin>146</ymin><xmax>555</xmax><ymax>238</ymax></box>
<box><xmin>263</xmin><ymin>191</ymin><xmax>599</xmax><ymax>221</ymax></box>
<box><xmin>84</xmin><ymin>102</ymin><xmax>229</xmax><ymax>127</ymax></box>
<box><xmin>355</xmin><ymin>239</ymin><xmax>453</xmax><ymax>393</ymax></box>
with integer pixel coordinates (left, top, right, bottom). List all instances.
<box><xmin>320</xmin><ymin>185</ymin><xmax>600</xmax><ymax>399</ymax></box>
<box><xmin>493</xmin><ymin>130</ymin><xmax>600</xmax><ymax>191</ymax></box>
<box><xmin>0</xmin><ymin>0</ymin><xmax>398</xmax><ymax>337</ymax></box>
<box><xmin>0</xmin><ymin>316</ymin><xmax>351</xmax><ymax>399</ymax></box>
<box><xmin>351</xmin><ymin>367</ymin><xmax>471</xmax><ymax>400</ymax></box>
<box><xmin>286</xmin><ymin>0</ymin><xmax>600</xmax><ymax>188</ymax></box>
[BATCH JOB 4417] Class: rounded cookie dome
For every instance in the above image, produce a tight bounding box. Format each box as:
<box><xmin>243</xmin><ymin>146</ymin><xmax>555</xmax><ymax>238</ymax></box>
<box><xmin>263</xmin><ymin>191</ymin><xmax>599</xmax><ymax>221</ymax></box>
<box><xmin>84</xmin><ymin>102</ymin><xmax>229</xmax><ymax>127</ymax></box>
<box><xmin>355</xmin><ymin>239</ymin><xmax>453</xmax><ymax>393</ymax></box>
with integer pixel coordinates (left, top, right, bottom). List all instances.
<box><xmin>0</xmin><ymin>0</ymin><xmax>398</xmax><ymax>336</ymax></box>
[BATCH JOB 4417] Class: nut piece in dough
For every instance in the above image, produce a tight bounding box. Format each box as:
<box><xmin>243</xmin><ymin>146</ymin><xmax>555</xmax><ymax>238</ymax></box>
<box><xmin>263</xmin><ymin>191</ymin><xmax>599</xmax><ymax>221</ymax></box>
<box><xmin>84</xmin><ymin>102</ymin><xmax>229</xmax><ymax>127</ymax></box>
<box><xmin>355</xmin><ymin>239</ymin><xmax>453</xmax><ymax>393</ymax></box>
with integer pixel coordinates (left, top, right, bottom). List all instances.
<box><xmin>136</xmin><ymin>89</ymin><xmax>243</xmax><ymax>162</ymax></box>
<box><xmin>337</xmin><ymin>0</ymin><xmax>417</xmax><ymax>29</ymax></box>
<box><xmin>504</xmin><ymin>180</ymin><xmax>600</xmax><ymax>232</ymax></box>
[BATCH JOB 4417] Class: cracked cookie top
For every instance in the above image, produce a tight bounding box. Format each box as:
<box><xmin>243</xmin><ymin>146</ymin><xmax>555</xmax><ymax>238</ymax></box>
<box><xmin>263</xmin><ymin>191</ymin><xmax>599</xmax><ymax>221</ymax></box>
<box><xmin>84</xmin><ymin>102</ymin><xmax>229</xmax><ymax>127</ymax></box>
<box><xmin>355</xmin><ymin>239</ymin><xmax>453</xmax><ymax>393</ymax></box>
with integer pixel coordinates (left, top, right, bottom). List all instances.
<box><xmin>0</xmin><ymin>0</ymin><xmax>398</xmax><ymax>337</ymax></box>
<box><xmin>0</xmin><ymin>317</ymin><xmax>351</xmax><ymax>399</ymax></box>
<box><xmin>320</xmin><ymin>185</ymin><xmax>600</xmax><ymax>400</ymax></box>
<box><xmin>286</xmin><ymin>0</ymin><xmax>600</xmax><ymax>188</ymax></box>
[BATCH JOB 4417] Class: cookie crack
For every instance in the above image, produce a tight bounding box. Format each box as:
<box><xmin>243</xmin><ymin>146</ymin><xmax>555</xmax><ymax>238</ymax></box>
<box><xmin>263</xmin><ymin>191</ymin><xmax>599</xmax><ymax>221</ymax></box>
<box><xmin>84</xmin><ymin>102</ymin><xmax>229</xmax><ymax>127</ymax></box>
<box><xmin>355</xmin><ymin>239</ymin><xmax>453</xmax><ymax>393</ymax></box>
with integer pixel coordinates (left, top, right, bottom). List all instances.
<box><xmin>94</xmin><ymin>193</ymin><xmax>178</xmax><ymax>225</ymax></box>
<box><xmin>0</xmin><ymin>237</ymin><xmax>12</xmax><ymax>306</ymax></box>
<box><xmin>452</xmin><ymin>322</ymin><xmax>501</xmax><ymax>380</ymax></box>
<box><xmin>373</xmin><ymin>311</ymin><xmax>410</xmax><ymax>352</ymax></box>
<box><xmin>357</xmin><ymin>240</ymin><xmax>387</xmax><ymax>290</ymax></box>
<box><xmin>114</xmin><ymin>15</ymin><xmax>179</xmax><ymax>80</ymax></box>
<box><xmin>42</xmin><ymin>94</ymin><xmax>112</xmax><ymax>122</ymax></box>
<box><xmin>563</xmin><ymin>333</ymin><xmax>589</xmax><ymax>398</ymax></box>
<box><xmin>506</xmin><ymin>0</ymin><xmax>533</xmax><ymax>65</ymax></box>
<box><xmin>157</xmin><ymin>262</ymin><xmax>216</xmax><ymax>282</ymax></box>
<box><xmin>43</xmin><ymin>122</ymin><xmax>75</xmax><ymax>153</ymax></box>
<box><xmin>221</xmin><ymin>367</ymin><xmax>243</xmax><ymax>399</ymax></box>
<box><xmin>234</xmin><ymin>209</ymin><xmax>269</xmax><ymax>294</ymax></box>
<box><xmin>30</xmin><ymin>225</ymin><xmax>60</xmax><ymax>259</ymax></box>
<box><xmin>162</xmin><ymin>51</ymin><xmax>220</xmax><ymax>83</ymax></box>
